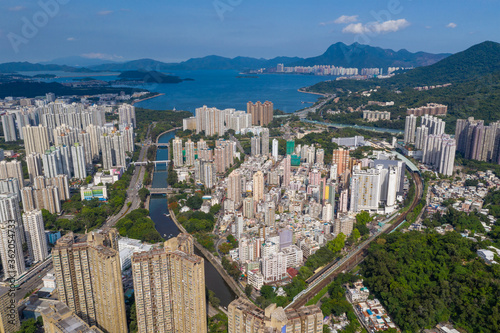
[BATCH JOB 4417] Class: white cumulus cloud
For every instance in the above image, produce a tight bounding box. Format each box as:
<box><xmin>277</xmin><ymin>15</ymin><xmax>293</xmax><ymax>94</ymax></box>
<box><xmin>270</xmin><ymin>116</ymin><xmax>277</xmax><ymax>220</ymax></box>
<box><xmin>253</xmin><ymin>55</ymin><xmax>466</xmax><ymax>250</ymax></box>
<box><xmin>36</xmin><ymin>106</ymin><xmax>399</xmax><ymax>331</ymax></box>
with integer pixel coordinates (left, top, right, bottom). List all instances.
<box><xmin>334</xmin><ymin>15</ymin><xmax>358</xmax><ymax>24</ymax></box>
<box><xmin>446</xmin><ymin>22</ymin><xmax>457</xmax><ymax>28</ymax></box>
<box><xmin>342</xmin><ymin>19</ymin><xmax>410</xmax><ymax>34</ymax></box>
<box><xmin>342</xmin><ymin>23</ymin><xmax>367</xmax><ymax>34</ymax></box>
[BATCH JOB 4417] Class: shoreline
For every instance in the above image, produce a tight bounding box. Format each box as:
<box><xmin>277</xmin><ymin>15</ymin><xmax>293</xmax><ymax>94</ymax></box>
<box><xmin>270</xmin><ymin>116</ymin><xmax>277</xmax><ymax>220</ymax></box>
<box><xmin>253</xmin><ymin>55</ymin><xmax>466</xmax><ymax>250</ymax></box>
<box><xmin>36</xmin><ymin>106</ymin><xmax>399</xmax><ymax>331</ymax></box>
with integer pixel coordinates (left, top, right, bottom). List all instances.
<box><xmin>132</xmin><ymin>93</ymin><xmax>165</xmax><ymax>105</ymax></box>
<box><xmin>297</xmin><ymin>88</ymin><xmax>329</xmax><ymax>97</ymax></box>
<box><xmin>156</xmin><ymin>127</ymin><xmax>181</xmax><ymax>144</ymax></box>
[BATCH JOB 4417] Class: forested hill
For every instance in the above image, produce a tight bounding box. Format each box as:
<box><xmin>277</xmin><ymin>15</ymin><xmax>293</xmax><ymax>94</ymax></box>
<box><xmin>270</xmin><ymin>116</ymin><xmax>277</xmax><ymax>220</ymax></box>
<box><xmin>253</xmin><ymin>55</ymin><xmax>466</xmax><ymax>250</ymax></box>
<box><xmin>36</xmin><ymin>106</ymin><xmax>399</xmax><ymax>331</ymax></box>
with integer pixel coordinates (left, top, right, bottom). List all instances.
<box><xmin>305</xmin><ymin>41</ymin><xmax>500</xmax><ymax>124</ymax></box>
<box><xmin>362</xmin><ymin>231</ymin><xmax>500</xmax><ymax>333</ymax></box>
<box><xmin>387</xmin><ymin>41</ymin><xmax>500</xmax><ymax>87</ymax></box>
<box><xmin>291</xmin><ymin>42</ymin><xmax>449</xmax><ymax>69</ymax></box>
<box><xmin>308</xmin><ymin>41</ymin><xmax>500</xmax><ymax>91</ymax></box>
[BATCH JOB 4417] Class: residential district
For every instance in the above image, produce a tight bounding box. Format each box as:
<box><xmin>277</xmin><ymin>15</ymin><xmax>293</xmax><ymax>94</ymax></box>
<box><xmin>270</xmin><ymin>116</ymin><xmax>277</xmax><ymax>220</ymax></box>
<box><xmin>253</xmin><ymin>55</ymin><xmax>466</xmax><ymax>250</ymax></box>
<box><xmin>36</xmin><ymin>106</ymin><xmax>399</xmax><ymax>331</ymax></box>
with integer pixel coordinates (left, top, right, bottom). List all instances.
<box><xmin>0</xmin><ymin>92</ymin><xmax>497</xmax><ymax>333</ymax></box>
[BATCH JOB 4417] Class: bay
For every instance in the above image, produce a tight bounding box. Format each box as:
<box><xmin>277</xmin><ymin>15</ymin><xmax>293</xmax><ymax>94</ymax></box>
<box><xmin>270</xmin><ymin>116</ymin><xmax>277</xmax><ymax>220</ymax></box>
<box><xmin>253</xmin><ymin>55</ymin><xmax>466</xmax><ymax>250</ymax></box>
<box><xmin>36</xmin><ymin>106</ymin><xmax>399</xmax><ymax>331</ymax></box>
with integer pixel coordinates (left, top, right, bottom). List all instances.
<box><xmin>20</xmin><ymin>69</ymin><xmax>335</xmax><ymax>114</ymax></box>
<box><xmin>134</xmin><ymin>70</ymin><xmax>335</xmax><ymax>113</ymax></box>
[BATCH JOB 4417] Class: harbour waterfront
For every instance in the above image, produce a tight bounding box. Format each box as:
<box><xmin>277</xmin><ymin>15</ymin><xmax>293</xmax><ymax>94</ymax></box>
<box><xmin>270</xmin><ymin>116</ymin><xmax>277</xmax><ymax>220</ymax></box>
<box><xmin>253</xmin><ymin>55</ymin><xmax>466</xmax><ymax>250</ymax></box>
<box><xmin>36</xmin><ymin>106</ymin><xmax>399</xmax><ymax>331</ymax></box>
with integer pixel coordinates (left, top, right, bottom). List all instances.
<box><xmin>23</xmin><ymin>69</ymin><xmax>337</xmax><ymax>113</ymax></box>
<box><xmin>150</xmin><ymin>130</ymin><xmax>236</xmax><ymax>307</ymax></box>
<box><xmin>135</xmin><ymin>70</ymin><xmax>336</xmax><ymax>113</ymax></box>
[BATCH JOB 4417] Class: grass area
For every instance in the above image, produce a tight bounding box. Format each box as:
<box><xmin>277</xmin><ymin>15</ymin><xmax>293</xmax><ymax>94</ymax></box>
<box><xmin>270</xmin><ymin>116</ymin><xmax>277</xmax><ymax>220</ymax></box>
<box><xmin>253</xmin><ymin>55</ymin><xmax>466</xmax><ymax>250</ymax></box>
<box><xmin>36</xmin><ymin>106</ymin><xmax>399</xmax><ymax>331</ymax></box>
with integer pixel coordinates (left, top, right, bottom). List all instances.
<box><xmin>305</xmin><ymin>285</ymin><xmax>329</xmax><ymax>306</ymax></box>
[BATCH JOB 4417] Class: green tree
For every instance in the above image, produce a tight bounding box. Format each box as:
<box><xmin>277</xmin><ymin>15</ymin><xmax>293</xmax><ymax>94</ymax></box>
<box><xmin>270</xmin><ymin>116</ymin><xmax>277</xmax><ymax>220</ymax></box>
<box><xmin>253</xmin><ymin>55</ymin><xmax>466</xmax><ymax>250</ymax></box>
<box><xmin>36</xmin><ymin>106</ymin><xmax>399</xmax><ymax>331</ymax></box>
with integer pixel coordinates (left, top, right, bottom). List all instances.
<box><xmin>327</xmin><ymin>233</ymin><xmax>346</xmax><ymax>253</ymax></box>
<box><xmin>15</xmin><ymin>316</ymin><xmax>43</xmax><ymax>333</ymax></box>
<box><xmin>245</xmin><ymin>284</ymin><xmax>253</xmax><ymax>297</ymax></box>
<box><xmin>348</xmin><ymin>228</ymin><xmax>361</xmax><ymax>243</ymax></box>
<box><xmin>219</xmin><ymin>242</ymin><xmax>232</xmax><ymax>254</ymax></box>
<box><xmin>209</xmin><ymin>204</ymin><xmax>221</xmax><ymax>215</ymax></box>
<box><xmin>138</xmin><ymin>187</ymin><xmax>150</xmax><ymax>203</ymax></box>
<box><xmin>355</xmin><ymin>211</ymin><xmax>372</xmax><ymax>225</ymax></box>
<box><xmin>167</xmin><ymin>167</ymin><xmax>178</xmax><ymax>186</ymax></box>
<box><xmin>186</xmin><ymin>195</ymin><xmax>203</xmax><ymax>210</ymax></box>
<box><xmin>260</xmin><ymin>285</ymin><xmax>276</xmax><ymax>300</ymax></box>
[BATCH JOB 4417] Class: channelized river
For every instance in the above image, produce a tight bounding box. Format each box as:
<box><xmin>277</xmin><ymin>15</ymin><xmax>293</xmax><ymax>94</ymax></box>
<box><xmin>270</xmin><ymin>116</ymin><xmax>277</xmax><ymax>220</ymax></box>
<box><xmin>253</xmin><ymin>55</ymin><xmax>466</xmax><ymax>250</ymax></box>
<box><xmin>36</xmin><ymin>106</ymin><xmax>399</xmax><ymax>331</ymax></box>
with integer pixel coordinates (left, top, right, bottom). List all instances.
<box><xmin>149</xmin><ymin>130</ymin><xmax>236</xmax><ymax>307</ymax></box>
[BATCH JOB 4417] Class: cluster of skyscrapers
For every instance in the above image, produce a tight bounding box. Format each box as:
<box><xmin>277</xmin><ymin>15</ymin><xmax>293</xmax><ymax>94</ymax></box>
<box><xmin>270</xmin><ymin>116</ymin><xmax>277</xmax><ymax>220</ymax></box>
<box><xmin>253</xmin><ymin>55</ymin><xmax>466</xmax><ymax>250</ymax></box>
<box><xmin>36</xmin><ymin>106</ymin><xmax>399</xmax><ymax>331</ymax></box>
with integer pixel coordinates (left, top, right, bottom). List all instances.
<box><xmin>276</xmin><ymin>63</ymin><xmax>360</xmax><ymax>76</ymax></box>
<box><xmin>250</xmin><ymin>128</ymin><xmax>270</xmax><ymax>157</ymax></box>
<box><xmin>21</xmin><ymin>174</ymin><xmax>70</xmax><ymax>214</ymax></box>
<box><xmin>184</xmin><ymin>105</ymin><xmax>250</xmax><ymax>136</ymax></box>
<box><xmin>173</xmin><ymin>136</ymin><xmax>238</xmax><ymax>187</ymax></box>
<box><xmin>247</xmin><ymin>101</ymin><xmax>274</xmax><ymax>126</ymax></box>
<box><xmin>404</xmin><ymin>113</ymin><xmax>456</xmax><ymax>175</ymax></box>
<box><xmin>406</xmin><ymin>103</ymin><xmax>447</xmax><ymax>116</ymax></box>
<box><xmin>350</xmin><ymin>161</ymin><xmax>404</xmax><ymax>213</ymax></box>
<box><xmin>51</xmin><ymin>231</ymin><xmax>206</xmax><ymax>333</ymax></box>
<box><xmin>455</xmin><ymin>117</ymin><xmax>500</xmax><ymax>164</ymax></box>
<box><xmin>183</xmin><ymin>101</ymin><xmax>273</xmax><ymax>136</ymax></box>
<box><xmin>0</xmin><ymin>193</ymin><xmax>50</xmax><ymax>279</ymax></box>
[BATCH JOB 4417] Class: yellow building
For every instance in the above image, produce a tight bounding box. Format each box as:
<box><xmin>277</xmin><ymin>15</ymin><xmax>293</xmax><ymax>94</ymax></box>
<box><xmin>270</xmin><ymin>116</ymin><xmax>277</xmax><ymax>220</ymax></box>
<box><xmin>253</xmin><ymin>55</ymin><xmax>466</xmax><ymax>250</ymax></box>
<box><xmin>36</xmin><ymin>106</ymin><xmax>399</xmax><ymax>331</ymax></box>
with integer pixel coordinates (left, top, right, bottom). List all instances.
<box><xmin>41</xmin><ymin>301</ymin><xmax>104</xmax><ymax>333</ymax></box>
<box><xmin>228</xmin><ymin>298</ymin><xmax>323</xmax><ymax>333</ymax></box>
<box><xmin>0</xmin><ymin>286</ymin><xmax>19</xmax><ymax>333</ymax></box>
<box><xmin>52</xmin><ymin>230</ymin><xmax>127</xmax><ymax>333</ymax></box>
<box><xmin>132</xmin><ymin>234</ymin><xmax>206</xmax><ymax>333</ymax></box>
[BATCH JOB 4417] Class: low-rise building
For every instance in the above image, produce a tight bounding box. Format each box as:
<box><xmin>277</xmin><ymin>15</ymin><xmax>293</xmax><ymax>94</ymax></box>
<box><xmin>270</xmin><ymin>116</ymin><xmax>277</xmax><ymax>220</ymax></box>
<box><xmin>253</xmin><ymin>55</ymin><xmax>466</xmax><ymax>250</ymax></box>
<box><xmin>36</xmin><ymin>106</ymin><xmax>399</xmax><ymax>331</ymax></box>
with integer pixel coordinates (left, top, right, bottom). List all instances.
<box><xmin>80</xmin><ymin>185</ymin><xmax>108</xmax><ymax>201</ymax></box>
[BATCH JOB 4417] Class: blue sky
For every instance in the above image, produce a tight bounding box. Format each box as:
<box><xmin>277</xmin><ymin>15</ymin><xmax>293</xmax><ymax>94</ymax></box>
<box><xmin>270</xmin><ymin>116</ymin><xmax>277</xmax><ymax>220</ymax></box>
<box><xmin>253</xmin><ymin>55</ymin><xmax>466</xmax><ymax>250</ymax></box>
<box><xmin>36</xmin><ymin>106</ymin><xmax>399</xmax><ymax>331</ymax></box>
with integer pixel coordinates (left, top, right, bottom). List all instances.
<box><xmin>0</xmin><ymin>0</ymin><xmax>498</xmax><ymax>63</ymax></box>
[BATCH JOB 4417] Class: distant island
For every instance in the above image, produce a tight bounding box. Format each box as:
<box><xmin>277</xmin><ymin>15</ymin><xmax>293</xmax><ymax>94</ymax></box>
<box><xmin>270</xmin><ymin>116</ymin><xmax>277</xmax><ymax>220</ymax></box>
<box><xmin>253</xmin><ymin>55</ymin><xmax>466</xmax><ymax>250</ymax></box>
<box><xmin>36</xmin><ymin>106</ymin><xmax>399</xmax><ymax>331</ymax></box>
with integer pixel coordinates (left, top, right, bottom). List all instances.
<box><xmin>117</xmin><ymin>70</ymin><xmax>190</xmax><ymax>84</ymax></box>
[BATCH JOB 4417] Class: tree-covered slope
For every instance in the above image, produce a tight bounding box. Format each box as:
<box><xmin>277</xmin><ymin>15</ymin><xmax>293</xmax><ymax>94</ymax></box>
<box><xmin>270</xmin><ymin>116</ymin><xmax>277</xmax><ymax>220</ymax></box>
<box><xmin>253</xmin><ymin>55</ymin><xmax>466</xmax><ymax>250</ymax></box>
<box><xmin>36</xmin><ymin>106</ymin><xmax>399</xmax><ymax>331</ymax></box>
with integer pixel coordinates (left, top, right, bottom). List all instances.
<box><xmin>362</xmin><ymin>231</ymin><xmax>500</xmax><ymax>332</ymax></box>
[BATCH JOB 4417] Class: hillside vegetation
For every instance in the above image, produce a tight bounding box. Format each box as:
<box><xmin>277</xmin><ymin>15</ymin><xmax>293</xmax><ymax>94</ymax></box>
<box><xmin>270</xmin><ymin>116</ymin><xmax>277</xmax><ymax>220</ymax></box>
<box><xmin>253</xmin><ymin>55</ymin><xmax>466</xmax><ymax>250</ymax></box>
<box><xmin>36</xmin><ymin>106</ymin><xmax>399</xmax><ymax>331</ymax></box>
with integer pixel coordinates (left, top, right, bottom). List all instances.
<box><xmin>362</xmin><ymin>231</ymin><xmax>500</xmax><ymax>332</ymax></box>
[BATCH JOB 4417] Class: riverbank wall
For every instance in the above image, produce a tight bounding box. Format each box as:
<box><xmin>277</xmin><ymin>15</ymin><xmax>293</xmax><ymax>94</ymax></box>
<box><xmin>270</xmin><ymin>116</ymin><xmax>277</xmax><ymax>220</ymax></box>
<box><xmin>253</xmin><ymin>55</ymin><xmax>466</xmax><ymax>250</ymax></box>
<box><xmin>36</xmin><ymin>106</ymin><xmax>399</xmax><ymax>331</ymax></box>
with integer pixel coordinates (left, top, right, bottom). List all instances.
<box><xmin>166</xmin><ymin>205</ymin><xmax>245</xmax><ymax>299</ymax></box>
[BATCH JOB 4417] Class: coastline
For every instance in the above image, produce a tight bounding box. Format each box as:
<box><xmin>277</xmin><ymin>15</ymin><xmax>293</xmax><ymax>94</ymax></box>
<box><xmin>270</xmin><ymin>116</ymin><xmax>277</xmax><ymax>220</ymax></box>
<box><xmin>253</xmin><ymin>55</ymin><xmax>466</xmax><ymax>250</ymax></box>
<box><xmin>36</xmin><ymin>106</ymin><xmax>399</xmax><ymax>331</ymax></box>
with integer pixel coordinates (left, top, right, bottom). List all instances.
<box><xmin>297</xmin><ymin>88</ymin><xmax>329</xmax><ymax>97</ymax></box>
<box><xmin>132</xmin><ymin>93</ymin><xmax>165</xmax><ymax>105</ymax></box>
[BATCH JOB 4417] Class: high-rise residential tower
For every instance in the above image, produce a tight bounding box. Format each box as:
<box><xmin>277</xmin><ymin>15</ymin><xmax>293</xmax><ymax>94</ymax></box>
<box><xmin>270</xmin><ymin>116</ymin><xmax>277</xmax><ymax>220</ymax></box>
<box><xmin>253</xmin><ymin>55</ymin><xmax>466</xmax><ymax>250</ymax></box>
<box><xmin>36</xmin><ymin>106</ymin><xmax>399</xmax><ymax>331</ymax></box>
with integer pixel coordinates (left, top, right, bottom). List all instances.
<box><xmin>118</xmin><ymin>104</ymin><xmax>136</xmax><ymax>128</ymax></box>
<box><xmin>22</xmin><ymin>210</ymin><xmax>49</xmax><ymax>264</ymax></box>
<box><xmin>71</xmin><ymin>143</ymin><xmax>87</xmax><ymax>180</ymax></box>
<box><xmin>132</xmin><ymin>234</ymin><xmax>206</xmax><ymax>333</ymax></box>
<box><xmin>272</xmin><ymin>139</ymin><xmax>279</xmax><ymax>161</ymax></box>
<box><xmin>253</xmin><ymin>171</ymin><xmax>264</xmax><ymax>203</ymax></box>
<box><xmin>52</xmin><ymin>230</ymin><xmax>127</xmax><ymax>333</ymax></box>
<box><xmin>22</xmin><ymin>125</ymin><xmax>50</xmax><ymax>155</ymax></box>
<box><xmin>172</xmin><ymin>137</ymin><xmax>183</xmax><ymax>167</ymax></box>
<box><xmin>404</xmin><ymin>115</ymin><xmax>417</xmax><ymax>145</ymax></box>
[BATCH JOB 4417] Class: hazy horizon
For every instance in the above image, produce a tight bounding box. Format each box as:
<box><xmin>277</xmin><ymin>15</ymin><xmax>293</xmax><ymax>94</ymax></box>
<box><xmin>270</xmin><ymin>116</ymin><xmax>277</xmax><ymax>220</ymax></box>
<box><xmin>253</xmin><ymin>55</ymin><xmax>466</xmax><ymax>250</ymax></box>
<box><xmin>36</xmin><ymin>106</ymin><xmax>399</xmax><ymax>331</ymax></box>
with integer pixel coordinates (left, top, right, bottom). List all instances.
<box><xmin>1</xmin><ymin>0</ymin><xmax>499</xmax><ymax>63</ymax></box>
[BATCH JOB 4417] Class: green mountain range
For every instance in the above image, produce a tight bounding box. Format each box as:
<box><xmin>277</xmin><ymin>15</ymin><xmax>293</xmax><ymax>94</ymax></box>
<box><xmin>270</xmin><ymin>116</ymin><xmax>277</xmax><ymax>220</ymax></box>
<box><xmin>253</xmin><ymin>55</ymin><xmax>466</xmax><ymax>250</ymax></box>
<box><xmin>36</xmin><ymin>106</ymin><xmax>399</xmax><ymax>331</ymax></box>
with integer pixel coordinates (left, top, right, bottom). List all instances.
<box><xmin>0</xmin><ymin>42</ymin><xmax>450</xmax><ymax>73</ymax></box>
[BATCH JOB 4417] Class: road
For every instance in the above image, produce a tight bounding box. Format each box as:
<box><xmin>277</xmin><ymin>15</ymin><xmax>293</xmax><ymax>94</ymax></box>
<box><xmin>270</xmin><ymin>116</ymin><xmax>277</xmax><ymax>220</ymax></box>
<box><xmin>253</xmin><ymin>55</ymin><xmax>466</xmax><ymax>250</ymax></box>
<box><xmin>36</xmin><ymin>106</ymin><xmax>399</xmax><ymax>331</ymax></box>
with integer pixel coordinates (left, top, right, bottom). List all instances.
<box><xmin>294</xmin><ymin>95</ymin><xmax>333</xmax><ymax>119</ymax></box>
<box><xmin>104</xmin><ymin>124</ymin><xmax>154</xmax><ymax>227</ymax></box>
<box><xmin>104</xmin><ymin>144</ymin><xmax>149</xmax><ymax>227</ymax></box>
<box><xmin>288</xmin><ymin>170</ymin><xmax>423</xmax><ymax>309</ymax></box>
<box><xmin>15</xmin><ymin>258</ymin><xmax>54</xmax><ymax>304</ymax></box>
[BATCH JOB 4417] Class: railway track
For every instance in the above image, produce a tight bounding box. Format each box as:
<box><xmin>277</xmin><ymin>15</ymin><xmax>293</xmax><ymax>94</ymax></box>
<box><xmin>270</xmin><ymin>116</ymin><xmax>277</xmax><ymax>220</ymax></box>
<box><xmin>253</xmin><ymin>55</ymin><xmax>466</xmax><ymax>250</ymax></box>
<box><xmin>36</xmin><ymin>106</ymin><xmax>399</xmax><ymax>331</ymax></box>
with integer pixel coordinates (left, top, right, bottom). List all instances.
<box><xmin>289</xmin><ymin>170</ymin><xmax>423</xmax><ymax>309</ymax></box>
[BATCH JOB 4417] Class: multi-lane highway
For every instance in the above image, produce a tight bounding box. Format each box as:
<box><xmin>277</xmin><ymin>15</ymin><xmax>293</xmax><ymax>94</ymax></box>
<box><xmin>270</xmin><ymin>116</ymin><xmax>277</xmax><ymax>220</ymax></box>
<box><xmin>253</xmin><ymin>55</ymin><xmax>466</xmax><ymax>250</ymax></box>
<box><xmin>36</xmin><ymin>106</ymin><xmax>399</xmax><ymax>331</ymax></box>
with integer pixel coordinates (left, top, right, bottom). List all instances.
<box><xmin>15</xmin><ymin>259</ymin><xmax>54</xmax><ymax>303</ymax></box>
<box><xmin>105</xmin><ymin>123</ymin><xmax>155</xmax><ymax>227</ymax></box>
<box><xmin>104</xmin><ymin>142</ymin><xmax>150</xmax><ymax>227</ymax></box>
